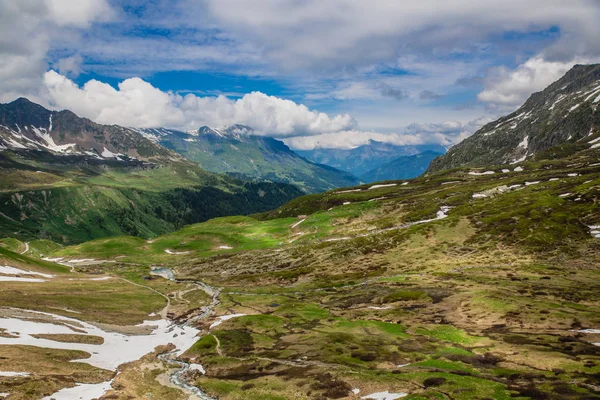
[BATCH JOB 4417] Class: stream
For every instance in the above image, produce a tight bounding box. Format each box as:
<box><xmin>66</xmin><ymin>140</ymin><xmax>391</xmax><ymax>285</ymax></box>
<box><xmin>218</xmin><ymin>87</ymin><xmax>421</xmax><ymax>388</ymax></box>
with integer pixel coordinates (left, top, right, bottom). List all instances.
<box><xmin>155</xmin><ymin>270</ymin><xmax>221</xmax><ymax>400</ymax></box>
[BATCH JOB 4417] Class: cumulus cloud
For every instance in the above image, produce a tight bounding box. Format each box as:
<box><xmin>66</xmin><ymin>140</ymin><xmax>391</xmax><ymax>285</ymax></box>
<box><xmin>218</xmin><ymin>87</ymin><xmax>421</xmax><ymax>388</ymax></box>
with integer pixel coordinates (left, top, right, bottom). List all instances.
<box><xmin>0</xmin><ymin>0</ymin><xmax>113</xmax><ymax>102</ymax></box>
<box><xmin>42</xmin><ymin>71</ymin><xmax>356</xmax><ymax>136</ymax></box>
<box><xmin>54</xmin><ymin>54</ymin><xmax>84</xmax><ymax>78</ymax></box>
<box><xmin>477</xmin><ymin>56</ymin><xmax>594</xmax><ymax>109</ymax></box>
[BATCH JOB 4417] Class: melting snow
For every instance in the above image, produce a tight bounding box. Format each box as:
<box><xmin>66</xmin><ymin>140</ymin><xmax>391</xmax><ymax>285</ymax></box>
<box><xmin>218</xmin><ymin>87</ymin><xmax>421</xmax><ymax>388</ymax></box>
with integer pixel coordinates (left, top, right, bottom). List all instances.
<box><xmin>0</xmin><ymin>266</ymin><xmax>54</xmax><ymax>278</ymax></box>
<box><xmin>588</xmin><ymin>226</ymin><xmax>600</xmax><ymax>238</ymax></box>
<box><xmin>42</xmin><ymin>380</ymin><xmax>114</xmax><ymax>400</ymax></box>
<box><xmin>0</xmin><ymin>372</ymin><xmax>30</xmax><ymax>377</ymax></box>
<box><xmin>101</xmin><ymin>147</ymin><xmax>123</xmax><ymax>159</ymax></box>
<box><xmin>31</xmin><ymin>127</ymin><xmax>75</xmax><ymax>153</ymax></box>
<box><xmin>502</xmin><ymin>169</ymin><xmax>510</xmax><ymax>173</ymax></box>
<box><xmin>525</xmin><ymin>181</ymin><xmax>541</xmax><ymax>186</ymax></box>
<box><xmin>514</xmin><ymin>166</ymin><xmax>524</xmax><ymax>172</ymax></box>
<box><xmin>291</xmin><ymin>219</ymin><xmax>306</xmax><ymax>229</ymax></box>
<box><xmin>218</xmin><ymin>246</ymin><xmax>233</xmax><ymax>250</ymax></box>
<box><xmin>189</xmin><ymin>364</ymin><xmax>206</xmax><ymax>374</ymax></box>
<box><xmin>209</xmin><ymin>314</ymin><xmax>248</xmax><ymax>329</ymax></box>
<box><xmin>361</xmin><ymin>391</ymin><xmax>408</xmax><ymax>400</ymax></box>
<box><xmin>343</xmin><ymin>201</ymin><xmax>351</xmax><ymax>205</ymax></box>
<box><xmin>569</xmin><ymin>104</ymin><xmax>581</xmax><ymax>112</ymax></box>
<box><xmin>0</xmin><ymin>276</ymin><xmax>46</xmax><ymax>283</ymax></box>
<box><xmin>164</xmin><ymin>249</ymin><xmax>191</xmax><ymax>255</ymax></box>
<box><xmin>0</xmin><ymin>310</ymin><xmax>200</xmax><ymax>371</ymax></box>
<box><xmin>568</xmin><ymin>173</ymin><xmax>580</xmax><ymax>177</ymax></box>
<box><xmin>517</xmin><ymin>136</ymin><xmax>529</xmax><ymax>149</ymax></box>
<box><xmin>337</xmin><ymin>189</ymin><xmax>362</xmax><ymax>194</ymax></box>
<box><xmin>511</xmin><ymin>155</ymin><xmax>527</xmax><ymax>164</ymax></box>
<box><xmin>559</xmin><ymin>193</ymin><xmax>572</xmax><ymax>198</ymax></box>
<box><xmin>369</xmin><ymin>184</ymin><xmax>397</xmax><ymax>190</ymax></box>
<box><xmin>468</xmin><ymin>171</ymin><xmax>495</xmax><ymax>176</ymax></box>
<box><xmin>549</xmin><ymin>178</ymin><xmax>560</xmax><ymax>181</ymax></box>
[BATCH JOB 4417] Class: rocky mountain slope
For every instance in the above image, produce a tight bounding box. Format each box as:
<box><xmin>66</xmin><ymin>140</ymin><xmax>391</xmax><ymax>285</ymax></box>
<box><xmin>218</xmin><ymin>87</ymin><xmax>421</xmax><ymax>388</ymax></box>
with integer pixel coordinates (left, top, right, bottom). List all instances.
<box><xmin>429</xmin><ymin>63</ymin><xmax>600</xmax><ymax>172</ymax></box>
<box><xmin>361</xmin><ymin>150</ymin><xmax>441</xmax><ymax>182</ymax></box>
<box><xmin>0</xmin><ymin>98</ymin><xmax>177</xmax><ymax>162</ymax></box>
<box><xmin>135</xmin><ymin>125</ymin><xmax>361</xmax><ymax>193</ymax></box>
<box><xmin>297</xmin><ymin>140</ymin><xmax>446</xmax><ymax>177</ymax></box>
<box><xmin>0</xmin><ymin>100</ymin><xmax>303</xmax><ymax>244</ymax></box>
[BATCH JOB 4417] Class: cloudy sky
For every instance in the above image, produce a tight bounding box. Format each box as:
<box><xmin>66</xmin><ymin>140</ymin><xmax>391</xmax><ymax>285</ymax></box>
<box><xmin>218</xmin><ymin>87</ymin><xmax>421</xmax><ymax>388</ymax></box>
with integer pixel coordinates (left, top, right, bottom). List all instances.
<box><xmin>3</xmin><ymin>0</ymin><xmax>600</xmax><ymax>149</ymax></box>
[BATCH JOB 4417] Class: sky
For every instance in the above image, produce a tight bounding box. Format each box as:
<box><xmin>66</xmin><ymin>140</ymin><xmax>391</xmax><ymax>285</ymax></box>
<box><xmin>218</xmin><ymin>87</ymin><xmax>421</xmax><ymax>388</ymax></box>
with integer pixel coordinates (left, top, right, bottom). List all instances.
<box><xmin>3</xmin><ymin>0</ymin><xmax>600</xmax><ymax>150</ymax></box>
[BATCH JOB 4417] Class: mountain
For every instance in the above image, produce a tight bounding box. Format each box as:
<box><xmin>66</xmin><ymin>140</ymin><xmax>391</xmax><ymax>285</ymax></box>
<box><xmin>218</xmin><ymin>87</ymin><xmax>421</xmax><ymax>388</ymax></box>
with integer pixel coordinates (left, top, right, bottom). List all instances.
<box><xmin>0</xmin><ymin>99</ymin><xmax>303</xmax><ymax>243</ymax></box>
<box><xmin>0</xmin><ymin>98</ymin><xmax>176</xmax><ymax>162</ymax></box>
<box><xmin>296</xmin><ymin>140</ymin><xmax>446</xmax><ymax>177</ymax></box>
<box><xmin>134</xmin><ymin>125</ymin><xmax>361</xmax><ymax>193</ymax></box>
<box><xmin>429</xmin><ymin>64</ymin><xmax>600</xmax><ymax>172</ymax></box>
<box><xmin>361</xmin><ymin>150</ymin><xmax>442</xmax><ymax>182</ymax></box>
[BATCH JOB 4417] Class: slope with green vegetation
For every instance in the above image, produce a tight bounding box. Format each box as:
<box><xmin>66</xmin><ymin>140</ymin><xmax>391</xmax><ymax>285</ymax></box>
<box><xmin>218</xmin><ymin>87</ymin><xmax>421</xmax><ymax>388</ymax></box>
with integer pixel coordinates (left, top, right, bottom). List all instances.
<box><xmin>5</xmin><ymin>141</ymin><xmax>597</xmax><ymax>399</ymax></box>
<box><xmin>137</xmin><ymin>125</ymin><xmax>361</xmax><ymax>193</ymax></box>
<box><xmin>0</xmin><ymin>149</ymin><xmax>302</xmax><ymax>244</ymax></box>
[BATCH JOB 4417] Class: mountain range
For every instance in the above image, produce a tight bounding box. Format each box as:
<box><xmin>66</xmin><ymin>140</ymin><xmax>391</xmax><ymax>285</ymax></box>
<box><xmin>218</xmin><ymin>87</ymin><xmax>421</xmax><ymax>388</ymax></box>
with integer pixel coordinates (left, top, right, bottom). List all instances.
<box><xmin>296</xmin><ymin>141</ymin><xmax>447</xmax><ymax>178</ymax></box>
<box><xmin>0</xmin><ymin>99</ymin><xmax>302</xmax><ymax>243</ymax></box>
<box><xmin>135</xmin><ymin>125</ymin><xmax>361</xmax><ymax>193</ymax></box>
<box><xmin>361</xmin><ymin>150</ymin><xmax>442</xmax><ymax>182</ymax></box>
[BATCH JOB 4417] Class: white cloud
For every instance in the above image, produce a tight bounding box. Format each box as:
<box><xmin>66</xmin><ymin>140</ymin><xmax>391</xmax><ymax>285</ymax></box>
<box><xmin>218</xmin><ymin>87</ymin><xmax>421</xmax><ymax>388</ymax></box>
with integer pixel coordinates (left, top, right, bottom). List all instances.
<box><xmin>0</xmin><ymin>0</ymin><xmax>113</xmax><ymax>102</ymax></box>
<box><xmin>197</xmin><ymin>0</ymin><xmax>600</xmax><ymax>71</ymax></box>
<box><xmin>477</xmin><ymin>56</ymin><xmax>596</xmax><ymax>109</ymax></box>
<box><xmin>282</xmin><ymin>119</ymin><xmax>485</xmax><ymax>150</ymax></box>
<box><xmin>54</xmin><ymin>54</ymin><xmax>83</xmax><ymax>77</ymax></box>
<box><xmin>42</xmin><ymin>71</ymin><xmax>356</xmax><ymax>136</ymax></box>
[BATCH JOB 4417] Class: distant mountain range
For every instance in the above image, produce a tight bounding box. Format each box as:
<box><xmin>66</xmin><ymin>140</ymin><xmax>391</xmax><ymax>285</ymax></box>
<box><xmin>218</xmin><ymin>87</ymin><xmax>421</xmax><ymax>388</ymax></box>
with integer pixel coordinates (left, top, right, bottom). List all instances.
<box><xmin>296</xmin><ymin>141</ymin><xmax>446</xmax><ymax>178</ymax></box>
<box><xmin>135</xmin><ymin>125</ymin><xmax>361</xmax><ymax>193</ymax></box>
<box><xmin>429</xmin><ymin>64</ymin><xmax>600</xmax><ymax>172</ymax></box>
<box><xmin>361</xmin><ymin>150</ymin><xmax>442</xmax><ymax>182</ymax></box>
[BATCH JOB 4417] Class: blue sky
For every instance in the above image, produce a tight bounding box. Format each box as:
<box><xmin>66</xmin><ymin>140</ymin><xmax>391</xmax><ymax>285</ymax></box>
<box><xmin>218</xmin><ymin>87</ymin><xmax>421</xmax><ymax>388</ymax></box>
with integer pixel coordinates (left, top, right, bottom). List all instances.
<box><xmin>2</xmin><ymin>0</ymin><xmax>600</xmax><ymax>149</ymax></box>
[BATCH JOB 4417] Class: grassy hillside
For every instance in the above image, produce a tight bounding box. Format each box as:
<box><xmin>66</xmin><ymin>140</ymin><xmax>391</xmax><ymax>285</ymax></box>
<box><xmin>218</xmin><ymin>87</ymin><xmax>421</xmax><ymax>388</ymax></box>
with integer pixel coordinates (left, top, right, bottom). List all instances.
<box><xmin>142</xmin><ymin>127</ymin><xmax>361</xmax><ymax>193</ymax></box>
<box><xmin>0</xmin><ymin>150</ymin><xmax>303</xmax><ymax>244</ymax></box>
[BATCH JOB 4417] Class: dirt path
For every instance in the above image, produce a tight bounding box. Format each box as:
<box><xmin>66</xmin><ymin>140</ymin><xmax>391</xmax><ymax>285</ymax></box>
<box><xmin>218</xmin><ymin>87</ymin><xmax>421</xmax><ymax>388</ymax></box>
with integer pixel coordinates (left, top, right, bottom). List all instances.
<box><xmin>20</xmin><ymin>242</ymin><xmax>29</xmax><ymax>254</ymax></box>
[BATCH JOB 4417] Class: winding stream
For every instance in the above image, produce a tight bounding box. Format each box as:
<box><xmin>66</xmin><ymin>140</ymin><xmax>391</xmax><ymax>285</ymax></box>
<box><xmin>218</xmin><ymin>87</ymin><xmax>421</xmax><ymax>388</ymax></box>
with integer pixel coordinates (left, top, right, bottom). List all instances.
<box><xmin>155</xmin><ymin>271</ymin><xmax>221</xmax><ymax>400</ymax></box>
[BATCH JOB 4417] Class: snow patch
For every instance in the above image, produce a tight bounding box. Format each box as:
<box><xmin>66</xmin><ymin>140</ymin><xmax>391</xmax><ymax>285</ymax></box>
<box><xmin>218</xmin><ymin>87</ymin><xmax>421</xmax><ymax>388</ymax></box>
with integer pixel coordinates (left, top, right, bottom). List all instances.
<box><xmin>291</xmin><ymin>219</ymin><xmax>306</xmax><ymax>229</ymax></box>
<box><xmin>164</xmin><ymin>249</ymin><xmax>191</xmax><ymax>255</ymax></box>
<box><xmin>514</xmin><ymin>166</ymin><xmax>524</xmax><ymax>172</ymax></box>
<box><xmin>369</xmin><ymin>184</ymin><xmax>397</xmax><ymax>190</ymax></box>
<box><xmin>468</xmin><ymin>171</ymin><xmax>495</xmax><ymax>176</ymax></box>
<box><xmin>0</xmin><ymin>276</ymin><xmax>47</xmax><ymax>283</ymax></box>
<box><xmin>210</xmin><ymin>314</ymin><xmax>248</xmax><ymax>329</ymax></box>
<box><xmin>0</xmin><ymin>372</ymin><xmax>30</xmax><ymax>377</ymax></box>
<box><xmin>517</xmin><ymin>136</ymin><xmax>529</xmax><ymax>149</ymax></box>
<box><xmin>0</xmin><ymin>266</ymin><xmax>54</xmax><ymax>278</ymax></box>
<box><xmin>189</xmin><ymin>363</ymin><xmax>206</xmax><ymax>374</ymax></box>
<box><xmin>42</xmin><ymin>380</ymin><xmax>114</xmax><ymax>400</ymax></box>
<box><xmin>361</xmin><ymin>391</ymin><xmax>408</xmax><ymax>400</ymax></box>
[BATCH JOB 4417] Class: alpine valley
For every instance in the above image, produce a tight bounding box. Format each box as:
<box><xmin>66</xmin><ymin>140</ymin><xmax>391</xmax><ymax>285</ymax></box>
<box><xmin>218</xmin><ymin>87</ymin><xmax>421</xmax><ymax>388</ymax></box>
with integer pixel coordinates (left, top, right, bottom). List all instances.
<box><xmin>1</xmin><ymin>64</ymin><xmax>600</xmax><ymax>400</ymax></box>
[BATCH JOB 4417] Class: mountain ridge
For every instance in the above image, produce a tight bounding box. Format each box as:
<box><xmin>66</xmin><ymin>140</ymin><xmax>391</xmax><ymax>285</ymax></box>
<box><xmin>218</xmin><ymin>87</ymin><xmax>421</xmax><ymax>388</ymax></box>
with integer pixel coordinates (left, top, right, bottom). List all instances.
<box><xmin>136</xmin><ymin>125</ymin><xmax>362</xmax><ymax>193</ymax></box>
<box><xmin>428</xmin><ymin>63</ymin><xmax>600</xmax><ymax>172</ymax></box>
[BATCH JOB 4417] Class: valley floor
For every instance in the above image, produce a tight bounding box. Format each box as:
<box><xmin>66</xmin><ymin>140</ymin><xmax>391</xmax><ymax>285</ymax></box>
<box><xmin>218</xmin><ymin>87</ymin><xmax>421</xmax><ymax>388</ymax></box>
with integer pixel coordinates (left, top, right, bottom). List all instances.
<box><xmin>1</xmin><ymin>153</ymin><xmax>600</xmax><ymax>400</ymax></box>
